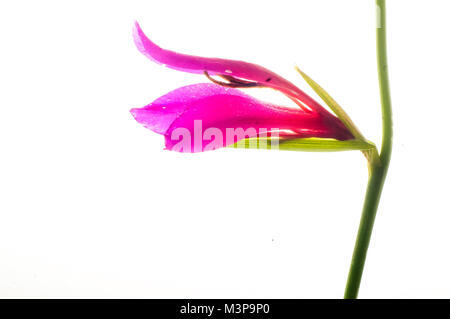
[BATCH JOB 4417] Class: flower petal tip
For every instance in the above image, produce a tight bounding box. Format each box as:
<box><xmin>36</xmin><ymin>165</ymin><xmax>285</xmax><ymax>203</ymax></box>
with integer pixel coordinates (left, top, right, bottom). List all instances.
<box><xmin>129</xmin><ymin>107</ymin><xmax>140</xmax><ymax>121</ymax></box>
<box><xmin>132</xmin><ymin>21</ymin><xmax>163</xmax><ymax>65</ymax></box>
<box><xmin>132</xmin><ymin>21</ymin><xmax>148</xmax><ymax>56</ymax></box>
<box><xmin>130</xmin><ymin>106</ymin><xmax>178</xmax><ymax>135</ymax></box>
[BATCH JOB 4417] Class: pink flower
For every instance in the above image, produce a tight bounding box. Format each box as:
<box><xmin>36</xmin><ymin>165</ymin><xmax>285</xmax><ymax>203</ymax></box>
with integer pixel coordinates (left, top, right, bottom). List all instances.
<box><xmin>131</xmin><ymin>22</ymin><xmax>353</xmax><ymax>152</ymax></box>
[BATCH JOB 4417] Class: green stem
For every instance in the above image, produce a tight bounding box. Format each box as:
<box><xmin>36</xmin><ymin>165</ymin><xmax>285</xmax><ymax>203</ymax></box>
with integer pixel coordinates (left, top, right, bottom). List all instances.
<box><xmin>344</xmin><ymin>0</ymin><xmax>393</xmax><ymax>299</ymax></box>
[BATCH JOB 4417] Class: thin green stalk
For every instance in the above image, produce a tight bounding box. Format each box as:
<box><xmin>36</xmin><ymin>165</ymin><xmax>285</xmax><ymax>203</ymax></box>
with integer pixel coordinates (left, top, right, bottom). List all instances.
<box><xmin>344</xmin><ymin>0</ymin><xmax>393</xmax><ymax>299</ymax></box>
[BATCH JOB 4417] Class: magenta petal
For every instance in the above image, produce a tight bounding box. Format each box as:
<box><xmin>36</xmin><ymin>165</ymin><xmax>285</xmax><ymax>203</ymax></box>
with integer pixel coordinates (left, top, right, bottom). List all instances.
<box><xmin>130</xmin><ymin>83</ymin><xmax>352</xmax><ymax>153</ymax></box>
<box><xmin>133</xmin><ymin>22</ymin><xmax>330</xmax><ymax>114</ymax></box>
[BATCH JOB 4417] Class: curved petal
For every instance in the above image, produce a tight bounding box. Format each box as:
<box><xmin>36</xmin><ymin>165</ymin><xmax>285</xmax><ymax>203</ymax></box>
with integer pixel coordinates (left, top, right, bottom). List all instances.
<box><xmin>130</xmin><ymin>83</ymin><xmax>352</xmax><ymax>153</ymax></box>
<box><xmin>133</xmin><ymin>21</ymin><xmax>331</xmax><ymax>115</ymax></box>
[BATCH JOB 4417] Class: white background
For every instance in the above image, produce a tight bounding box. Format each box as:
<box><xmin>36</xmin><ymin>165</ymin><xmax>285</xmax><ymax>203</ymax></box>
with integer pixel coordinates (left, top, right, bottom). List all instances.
<box><xmin>0</xmin><ymin>0</ymin><xmax>449</xmax><ymax>298</ymax></box>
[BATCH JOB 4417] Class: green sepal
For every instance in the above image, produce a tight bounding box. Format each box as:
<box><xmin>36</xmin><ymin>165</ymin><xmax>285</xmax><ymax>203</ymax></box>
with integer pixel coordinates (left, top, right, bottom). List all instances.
<box><xmin>230</xmin><ymin>137</ymin><xmax>376</xmax><ymax>152</ymax></box>
<box><xmin>295</xmin><ymin>67</ymin><xmax>381</xmax><ymax>165</ymax></box>
<box><xmin>295</xmin><ymin>67</ymin><xmax>364</xmax><ymax>140</ymax></box>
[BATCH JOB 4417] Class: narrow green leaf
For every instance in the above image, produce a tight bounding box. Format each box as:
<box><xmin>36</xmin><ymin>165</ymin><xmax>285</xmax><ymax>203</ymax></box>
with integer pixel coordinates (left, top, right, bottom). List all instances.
<box><xmin>231</xmin><ymin>137</ymin><xmax>376</xmax><ymax>152</ymax></box>
<box><xmin>294</xmin><ymin>67</ymin><xmax>381</xmax><ymax>165</ymax></box>
<box><xmin>295</xmin><ymin>67</ymin><xmax>364</xmax><ymax>140</ymax></box>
